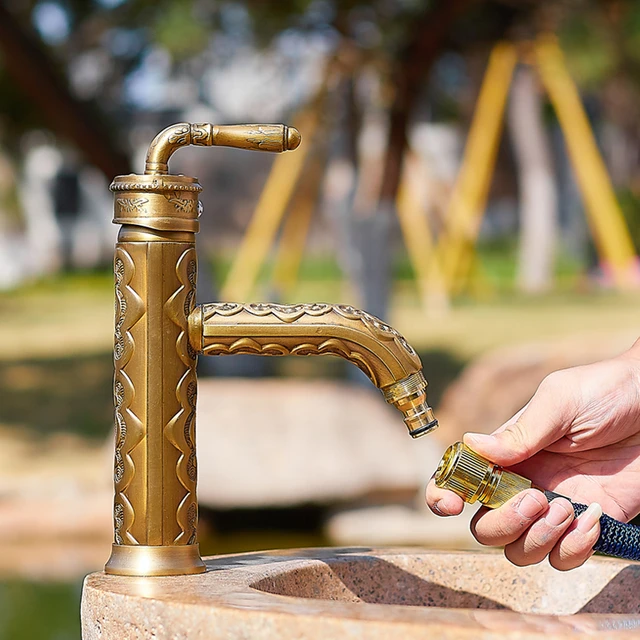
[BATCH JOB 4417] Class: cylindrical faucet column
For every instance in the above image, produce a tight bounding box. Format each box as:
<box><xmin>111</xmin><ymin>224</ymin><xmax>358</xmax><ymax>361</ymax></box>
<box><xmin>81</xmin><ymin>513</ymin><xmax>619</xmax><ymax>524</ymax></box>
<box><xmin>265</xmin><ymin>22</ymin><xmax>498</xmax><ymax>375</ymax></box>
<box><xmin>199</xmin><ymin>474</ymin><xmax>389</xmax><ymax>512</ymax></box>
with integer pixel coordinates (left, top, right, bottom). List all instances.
<box><xmin>105</xmin><ymin>174</ymin><xmax>205</xmax><ymax>576</ymax></box>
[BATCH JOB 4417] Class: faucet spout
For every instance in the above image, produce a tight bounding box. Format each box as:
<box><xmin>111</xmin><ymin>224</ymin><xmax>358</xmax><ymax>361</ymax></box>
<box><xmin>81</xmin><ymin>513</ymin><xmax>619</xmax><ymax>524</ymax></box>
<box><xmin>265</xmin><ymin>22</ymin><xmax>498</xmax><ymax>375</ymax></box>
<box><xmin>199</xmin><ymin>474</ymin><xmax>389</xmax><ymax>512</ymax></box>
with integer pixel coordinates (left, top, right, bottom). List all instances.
<box><xmin>188</xmin><ymin>302</ymin><xmax>438</xmax><ymax>438</ymax></box>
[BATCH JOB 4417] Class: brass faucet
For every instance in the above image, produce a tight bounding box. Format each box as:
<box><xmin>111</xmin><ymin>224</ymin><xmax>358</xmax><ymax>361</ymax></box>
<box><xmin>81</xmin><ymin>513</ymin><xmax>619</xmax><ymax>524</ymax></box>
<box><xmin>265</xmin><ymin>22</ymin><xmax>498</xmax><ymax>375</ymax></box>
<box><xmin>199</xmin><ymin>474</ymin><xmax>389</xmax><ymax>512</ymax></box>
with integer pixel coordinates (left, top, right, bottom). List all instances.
<box><xmin>105</xmin><ymin>123</ymin><xmax>439</xmax><ymax>577</ymax></box>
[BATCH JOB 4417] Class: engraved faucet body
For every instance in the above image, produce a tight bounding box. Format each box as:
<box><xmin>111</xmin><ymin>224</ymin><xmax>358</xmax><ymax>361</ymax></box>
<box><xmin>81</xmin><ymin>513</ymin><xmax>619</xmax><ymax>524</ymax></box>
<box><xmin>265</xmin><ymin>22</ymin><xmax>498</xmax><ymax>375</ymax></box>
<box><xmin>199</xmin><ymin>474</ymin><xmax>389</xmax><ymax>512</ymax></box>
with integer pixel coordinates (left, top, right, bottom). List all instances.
<box><xmin>105</xmin><ymin>123</ymin><xmax>438</xmax><ymax>577</ymax></box>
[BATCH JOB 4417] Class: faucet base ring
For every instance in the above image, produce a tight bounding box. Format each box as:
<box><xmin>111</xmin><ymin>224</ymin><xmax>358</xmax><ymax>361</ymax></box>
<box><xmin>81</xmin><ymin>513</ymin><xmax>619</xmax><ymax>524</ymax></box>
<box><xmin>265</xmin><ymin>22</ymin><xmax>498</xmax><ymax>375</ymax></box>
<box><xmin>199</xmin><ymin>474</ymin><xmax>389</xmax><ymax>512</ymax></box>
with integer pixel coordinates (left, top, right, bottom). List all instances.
<box><xmin>105</xmin><ymin>543</ymin><xmax>206</xmax><ymax>576</ymax></box>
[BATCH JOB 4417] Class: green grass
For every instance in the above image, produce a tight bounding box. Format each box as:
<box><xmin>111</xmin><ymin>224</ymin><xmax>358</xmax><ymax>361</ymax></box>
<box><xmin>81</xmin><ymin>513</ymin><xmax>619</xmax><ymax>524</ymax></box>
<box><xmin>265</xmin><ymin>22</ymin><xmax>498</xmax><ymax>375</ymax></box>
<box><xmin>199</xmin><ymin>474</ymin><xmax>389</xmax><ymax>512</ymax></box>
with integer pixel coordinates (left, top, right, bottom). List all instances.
<box><xmin>0</xmin><ymin>268</ymin><xmax>113</xmax><ymax>300</ymax></box>
<box><xmin>0</xmin><ymin>580</ymin><xmax>82</xmax><ymax>640</ymax></box>
<box><xmin>0</xmin><ymin>353</ymin><xmax>113</xmax><ymax>439</ymax></box>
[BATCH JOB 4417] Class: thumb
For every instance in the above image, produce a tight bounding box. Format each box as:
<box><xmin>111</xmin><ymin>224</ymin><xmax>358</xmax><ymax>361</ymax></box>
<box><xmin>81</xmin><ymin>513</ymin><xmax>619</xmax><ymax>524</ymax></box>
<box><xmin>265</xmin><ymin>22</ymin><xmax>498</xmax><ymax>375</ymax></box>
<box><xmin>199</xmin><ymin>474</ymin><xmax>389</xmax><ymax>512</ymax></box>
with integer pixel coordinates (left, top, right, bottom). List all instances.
<box><xmin>462</xmin><ymin>373</ymin><xmax>573</xmax><ymax>466</ymax></box>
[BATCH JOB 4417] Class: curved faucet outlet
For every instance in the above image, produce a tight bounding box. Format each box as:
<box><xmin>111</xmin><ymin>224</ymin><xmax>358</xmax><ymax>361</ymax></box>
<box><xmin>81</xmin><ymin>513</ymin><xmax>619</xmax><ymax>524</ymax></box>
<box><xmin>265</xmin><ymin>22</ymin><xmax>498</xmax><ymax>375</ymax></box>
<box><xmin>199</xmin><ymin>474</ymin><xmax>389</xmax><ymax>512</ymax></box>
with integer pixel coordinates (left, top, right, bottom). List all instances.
<box><xmin>188</xmin><ymin>302</ymin><xmax>437</xmax><ymax>438</ymax></box>
<box><xmin>105</xmin><ymin>122</ymin><xmax>438</xmax><ymax>578</ymax></box>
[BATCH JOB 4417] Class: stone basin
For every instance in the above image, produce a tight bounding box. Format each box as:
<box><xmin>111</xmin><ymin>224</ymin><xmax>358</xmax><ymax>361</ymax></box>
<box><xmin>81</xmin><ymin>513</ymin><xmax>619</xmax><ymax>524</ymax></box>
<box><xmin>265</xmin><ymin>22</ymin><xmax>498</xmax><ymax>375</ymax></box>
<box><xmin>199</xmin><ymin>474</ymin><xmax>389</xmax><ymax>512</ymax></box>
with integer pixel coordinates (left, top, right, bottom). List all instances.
<box><xmin>81</xmin><ymin>547</ymin><xmax>640</xmax><ymax>639</ymax></box>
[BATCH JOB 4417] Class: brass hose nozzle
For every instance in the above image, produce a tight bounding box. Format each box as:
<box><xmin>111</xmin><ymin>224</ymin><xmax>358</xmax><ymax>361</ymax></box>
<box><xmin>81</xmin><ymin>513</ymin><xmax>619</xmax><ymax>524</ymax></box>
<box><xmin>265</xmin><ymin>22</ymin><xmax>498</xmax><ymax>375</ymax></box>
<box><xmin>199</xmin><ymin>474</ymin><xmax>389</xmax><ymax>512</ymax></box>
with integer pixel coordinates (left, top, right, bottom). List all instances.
<box><xmin>434</xmin><ymin>442</ymin><xmax>532</xmax><ymax>508</ymax></box>
<box><xmin>382</xmin><ymin>372</ymin><xmax>438</xmax><ymax>438</ymax></box>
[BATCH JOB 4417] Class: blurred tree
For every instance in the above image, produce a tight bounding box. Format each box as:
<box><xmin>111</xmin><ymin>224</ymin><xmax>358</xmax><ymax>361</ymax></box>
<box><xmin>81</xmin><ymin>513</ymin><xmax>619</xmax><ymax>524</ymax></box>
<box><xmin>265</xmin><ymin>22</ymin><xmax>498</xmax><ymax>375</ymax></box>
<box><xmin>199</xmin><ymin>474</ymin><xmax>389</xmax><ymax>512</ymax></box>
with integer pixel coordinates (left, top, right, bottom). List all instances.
<box><xmin>3</xmin><ymin>0</ymin><xmax>640</xmax><ymax>289</ymax></box>
<box><xmin>0</xmin><ymin>2</ymin><xmax>131</xmax><ymax>178</ymax></box>
<box><xmin>509</xmin><ymin>62</ymin><xmax>558</xmax><ymax>292</ymax></box>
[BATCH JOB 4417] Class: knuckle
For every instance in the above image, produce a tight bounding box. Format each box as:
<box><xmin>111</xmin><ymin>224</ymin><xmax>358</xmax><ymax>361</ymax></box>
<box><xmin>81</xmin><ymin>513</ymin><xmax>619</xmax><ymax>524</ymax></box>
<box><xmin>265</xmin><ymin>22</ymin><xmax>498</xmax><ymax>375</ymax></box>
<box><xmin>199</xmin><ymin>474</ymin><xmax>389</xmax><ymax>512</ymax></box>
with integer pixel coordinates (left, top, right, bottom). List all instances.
<box><xmin>539</xmin><ymin>370</ymin><xmax>567</xmax><ymax>393</ymax></box>
<box><xmin>471</xmin><ymin>504</ymin><xmax>531</xmax><ymax>546</ymax></box>
<box><xmin>469</xmin><ymin>514</ymin><xmax>486</xmax><ymax>543</ymax></box>
<box><xmin>548</xmin><ymin>553</ymin><xmax>570</xmax><ymax>571</ymax></box>
<box><xmin>470</xmin><ymin>509</ymin><xmax>497</xmax><ymax>545</ymax></box>
<box><xmin>502</xmin><ymin>420</ymin><xmax>529</xmax><ymax>449</ymax></box>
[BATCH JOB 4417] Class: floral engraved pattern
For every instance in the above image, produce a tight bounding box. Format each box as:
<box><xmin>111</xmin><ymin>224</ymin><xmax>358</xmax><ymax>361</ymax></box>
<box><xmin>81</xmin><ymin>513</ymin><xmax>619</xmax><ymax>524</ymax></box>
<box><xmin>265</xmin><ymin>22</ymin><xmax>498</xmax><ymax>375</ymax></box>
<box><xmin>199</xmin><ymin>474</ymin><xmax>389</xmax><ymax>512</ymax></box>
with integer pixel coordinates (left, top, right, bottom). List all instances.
<box><xmin>200</xmin><ymin>302</ymin><xmax>418</xmax><ymax>358</ymax></box>
<box><xmin>332</xmin><ymin>305</ymin><xmax>417</xmax><ymax>355</ymax></box>
<box><xmin>114</xmin><ymin>259</ymin><xmax>126</xmax><ymax>360</ymax></box>
<box><xmin>168</xmin><ymin>197</ymin><xmax>196</xmax><ymax>214</ymax></box>
<box><xmin>203</xmin><ymin>302</ymin><xmax>331</xmax><ymax>323</ymax></box>
<box><xmin>187</xmin><ymin>503</ymin><xmax>197</xmax><ymax>544</ymax></box>
<box><xmin>112</xmin><ymin>248</ymin><xmax>145</xmax><ymax>545</ymax></box>
<box><xmin>114</xmin><ymin>503</ymin><xmax>125</xmax><ymax>545</ymax></box>
<box><xmin>111</xmin><ymin>180</ymin><xmax>202</xmax><ymax>193</ymax></box>
<box><xmin>185</xmin><ymin>261</ymin><xmax>197</xmax><ymax>360</ymax></box>
<box><xmin>190</xmin><ymin>123</ymin><xmax>211</xmax><ymax>145</ymax></box>
<box><xmin>116</xmin><ymin>197</ymin><xmax>149</xmax><ymax>214</ymax></box>
<box><xmin>167</xmin><ymin>124</ymin><xmax>190</xmax><ymax>145</ymax></box>
<box><xmin>202</xmin><ymin>336</ymin><xmax>377</xmax><ymax>384</ymax></box>
<box><xmin>113</xmin><ymin>381</ymin><xmax>126</xmax><ymax>484</ymax></box>
<box><xmin>165</xmin><ymin>248</ymin><xmax>198</xmax><ymax>544</ymax></box>
<box><xmin>185</xmin><ymin>382</ymin><xmax>197</xmax><ymax>482</ymax></box>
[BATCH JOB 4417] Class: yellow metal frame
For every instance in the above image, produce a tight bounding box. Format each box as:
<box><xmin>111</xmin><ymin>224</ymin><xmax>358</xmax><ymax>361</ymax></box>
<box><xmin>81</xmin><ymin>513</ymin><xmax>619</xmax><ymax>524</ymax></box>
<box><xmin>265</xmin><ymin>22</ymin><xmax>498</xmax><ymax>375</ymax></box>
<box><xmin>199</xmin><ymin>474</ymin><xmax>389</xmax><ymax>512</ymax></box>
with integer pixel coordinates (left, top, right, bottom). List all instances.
<box><xmin>434</xmin><ymin>42</ymin><xmax>518</xmax><ymax>295</ymax></box>
<box><xmin>395</xmin><ymin>151</ymin><xmax>449</xmax><ymax>313</ymax></box>
<box><xmin>433</xmin><ymin>36</ymin><xmax>637</xmax><ymax>294</ymax></box>
<box><xmin>271</xmin><ymin>144</ymin><xmax>329</xmax><ymax>295</ymax></box>
<box><xmin>221</xmin><ymin>34</ymin><xmax>634</xmax><ymax>310</ymax></box>
<box><xmin>534</xmin><ymin>35</ymin><xmax>637</xmax><ymax>288</ymax></box>
<box><xmin>220</xmin><ymin>56</ymin><xmax>338</xmax><ymax>302</ymax></box>
<box><xmin>219</xmin><ymin>110</ymin><xmax>316</xmax><ymax>301</ymax></box>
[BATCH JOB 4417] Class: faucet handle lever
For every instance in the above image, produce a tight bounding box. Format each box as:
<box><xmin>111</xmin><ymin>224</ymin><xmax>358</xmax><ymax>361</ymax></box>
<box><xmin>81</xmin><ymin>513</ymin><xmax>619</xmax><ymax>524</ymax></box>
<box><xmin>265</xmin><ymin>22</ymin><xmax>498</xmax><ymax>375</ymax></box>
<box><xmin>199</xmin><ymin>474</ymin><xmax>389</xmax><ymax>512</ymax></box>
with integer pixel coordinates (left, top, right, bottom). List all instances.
<box><xmin>145</xmin><ymin>123</ymin><xmax>301</xmax><ymax>175</ymax></box>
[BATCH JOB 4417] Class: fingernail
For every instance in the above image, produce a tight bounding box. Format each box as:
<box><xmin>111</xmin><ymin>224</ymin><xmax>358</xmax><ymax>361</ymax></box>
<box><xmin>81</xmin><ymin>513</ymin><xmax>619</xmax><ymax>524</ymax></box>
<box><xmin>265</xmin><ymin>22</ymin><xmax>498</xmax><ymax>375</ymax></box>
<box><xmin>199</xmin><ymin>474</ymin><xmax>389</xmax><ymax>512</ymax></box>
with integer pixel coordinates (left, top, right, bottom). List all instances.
<box><xmin>516</xmin><ymin>492</ymin><xmax>546</xmax><ymax>519</ymax></box>
<box><xmin>432</xmin><ymin>500</ymin><xmax>446</xmax><ymax>516</ymax></box>
<box><xmin>545</xmin><ymin>500</ymin><xmax>571</xmax><ymax>527</ymax></box>
<box><xmin>577</xmin><ymin>503</ymin><xmax>602</xmax><ymax>533</ymax></box>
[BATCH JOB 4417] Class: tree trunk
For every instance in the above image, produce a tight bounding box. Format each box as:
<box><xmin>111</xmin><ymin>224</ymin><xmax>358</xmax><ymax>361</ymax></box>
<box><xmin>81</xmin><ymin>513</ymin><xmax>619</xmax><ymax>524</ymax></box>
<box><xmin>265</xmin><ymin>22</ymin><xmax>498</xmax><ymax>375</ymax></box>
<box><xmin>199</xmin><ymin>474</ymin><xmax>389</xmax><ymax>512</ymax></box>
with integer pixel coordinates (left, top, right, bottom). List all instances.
<box><xmin>0</xmin><ymin>4</ymin><xmax>131</xmax><ymax>179</ymax></box>
<box><xmin>355</xmin><ymin>0</ymin><xmax>471</xmax><ymax>320</ymax></box>
<box><xmin>509</xmin><ymin>65</ymin><xmax>558</xmax><ymax>293</ymax></box>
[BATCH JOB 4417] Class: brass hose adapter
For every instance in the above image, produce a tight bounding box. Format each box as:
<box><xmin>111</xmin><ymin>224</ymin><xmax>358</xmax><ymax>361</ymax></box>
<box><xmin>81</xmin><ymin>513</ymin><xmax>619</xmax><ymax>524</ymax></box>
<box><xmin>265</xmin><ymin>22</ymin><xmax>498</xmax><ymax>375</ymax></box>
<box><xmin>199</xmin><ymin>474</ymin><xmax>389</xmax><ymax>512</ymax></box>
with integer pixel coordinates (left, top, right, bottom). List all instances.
<box><xmin>382</xmin><ymin>372</ymin><xmax>438</xmax><ymax>438</ymax></box>
<box><xmin>434</xmin><ymin>442</ymin><xmax>531</xmax><ymax>508</ymax></box>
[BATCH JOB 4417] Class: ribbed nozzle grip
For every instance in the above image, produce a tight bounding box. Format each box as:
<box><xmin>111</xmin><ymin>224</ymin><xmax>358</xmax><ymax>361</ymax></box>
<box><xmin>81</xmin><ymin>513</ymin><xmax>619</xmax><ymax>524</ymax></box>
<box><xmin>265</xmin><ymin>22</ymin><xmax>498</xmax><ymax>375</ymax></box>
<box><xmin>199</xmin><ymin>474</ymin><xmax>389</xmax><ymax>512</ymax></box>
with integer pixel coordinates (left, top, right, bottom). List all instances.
<box><xmin>434</xmin><ymin>442</ymin><xmax>532</xmax><ymax>508</ymax></box>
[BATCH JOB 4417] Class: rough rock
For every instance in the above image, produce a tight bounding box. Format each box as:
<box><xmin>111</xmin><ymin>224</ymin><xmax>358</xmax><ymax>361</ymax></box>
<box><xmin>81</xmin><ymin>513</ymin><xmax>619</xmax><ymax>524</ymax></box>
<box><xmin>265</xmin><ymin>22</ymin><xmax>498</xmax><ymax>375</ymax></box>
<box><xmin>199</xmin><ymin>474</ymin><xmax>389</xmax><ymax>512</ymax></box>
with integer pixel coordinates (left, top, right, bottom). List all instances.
<box><xmin>0</xmin><ymin>428</ymin><xmax>113</xmax><ymax>578</ymax></box>
<box><xmin>0</xmin><ymin>429</ymin><xmax>113</xmax><ymax>542</ymax></box>
<box><xmin>196</xmin><ymin>379</ymin><xmax>441</xmax><ymax>508</ymax></box>
<box><xmin>434</xmin><ymin>330</ymin><xmax>639</xmax><ymax>444</ymax></box>
<box><xmin>325</xmin><ymin>502</ymin><xmax>480</xmax><ymax>550</ymax></box>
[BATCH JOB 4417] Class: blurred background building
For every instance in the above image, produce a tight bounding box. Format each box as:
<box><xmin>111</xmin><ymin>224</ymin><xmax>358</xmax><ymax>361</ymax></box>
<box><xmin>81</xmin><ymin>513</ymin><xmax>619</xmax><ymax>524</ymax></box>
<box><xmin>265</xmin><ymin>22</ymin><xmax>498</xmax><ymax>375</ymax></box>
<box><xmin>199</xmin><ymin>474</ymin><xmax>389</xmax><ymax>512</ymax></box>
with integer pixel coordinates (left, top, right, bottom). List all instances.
<box><xmin>1</xmin><ymin>1</ymin><xmax>640</xmax><ymax>638</ymax></box>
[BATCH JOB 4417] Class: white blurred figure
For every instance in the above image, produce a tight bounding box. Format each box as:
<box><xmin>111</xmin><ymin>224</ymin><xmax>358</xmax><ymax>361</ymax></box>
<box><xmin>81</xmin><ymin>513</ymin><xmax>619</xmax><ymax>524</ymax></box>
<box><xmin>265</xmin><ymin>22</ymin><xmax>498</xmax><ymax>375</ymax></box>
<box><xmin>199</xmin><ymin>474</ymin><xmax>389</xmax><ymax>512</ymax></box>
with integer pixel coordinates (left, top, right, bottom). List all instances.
<box><xmin>18</xmin><ymin>142</ymin><xmax>63</xmax><ymax>278</ymax></box>
<box><xmin>15</xmin><ymin>139</ymin><xmax>115</xmax><ymax>284</ymax></box>
<box><xmin>73</xmin><ymin>165</ymin><xmax>115</xmax><ymax>269</ymax></box>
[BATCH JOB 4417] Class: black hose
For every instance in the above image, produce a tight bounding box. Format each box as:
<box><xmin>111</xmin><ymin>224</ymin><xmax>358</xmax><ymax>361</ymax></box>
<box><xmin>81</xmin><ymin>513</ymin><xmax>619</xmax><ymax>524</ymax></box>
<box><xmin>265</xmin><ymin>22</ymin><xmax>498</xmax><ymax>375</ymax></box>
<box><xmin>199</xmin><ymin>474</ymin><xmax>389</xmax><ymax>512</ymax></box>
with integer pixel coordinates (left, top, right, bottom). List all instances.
<box><xmin>544</xmin><ymin>491</ymin><xmax>640</xmax><ymax>561</ymax></box>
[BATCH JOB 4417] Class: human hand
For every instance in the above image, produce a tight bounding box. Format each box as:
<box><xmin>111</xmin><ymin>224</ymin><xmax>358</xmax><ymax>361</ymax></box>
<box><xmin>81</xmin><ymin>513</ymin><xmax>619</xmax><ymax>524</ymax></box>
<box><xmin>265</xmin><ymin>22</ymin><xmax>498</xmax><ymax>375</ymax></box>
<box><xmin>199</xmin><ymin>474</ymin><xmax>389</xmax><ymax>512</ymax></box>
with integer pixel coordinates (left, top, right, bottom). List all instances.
<box><xmin>426</xmin><ymin>341</ymin><xmax>640</xmax><ymax>570</ymax></box>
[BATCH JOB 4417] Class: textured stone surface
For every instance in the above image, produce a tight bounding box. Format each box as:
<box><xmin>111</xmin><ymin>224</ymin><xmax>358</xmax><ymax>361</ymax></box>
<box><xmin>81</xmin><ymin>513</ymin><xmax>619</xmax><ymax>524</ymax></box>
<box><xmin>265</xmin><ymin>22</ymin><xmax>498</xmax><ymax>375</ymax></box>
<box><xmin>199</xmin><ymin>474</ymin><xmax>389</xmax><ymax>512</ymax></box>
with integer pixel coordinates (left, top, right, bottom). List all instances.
<box><xmin>82</xmin><ymin>547</ymin><xmax>640</xmax><ymax>639</ymax></box>
<box><xmin>435</xmin><ymin>331</ymin><xmax>639</xmax><ymax>444</ymax></box>
<box><xmin>196</xmin><ymin>379</ymin><xmax>440</xmax><ymax>507</ymax></box>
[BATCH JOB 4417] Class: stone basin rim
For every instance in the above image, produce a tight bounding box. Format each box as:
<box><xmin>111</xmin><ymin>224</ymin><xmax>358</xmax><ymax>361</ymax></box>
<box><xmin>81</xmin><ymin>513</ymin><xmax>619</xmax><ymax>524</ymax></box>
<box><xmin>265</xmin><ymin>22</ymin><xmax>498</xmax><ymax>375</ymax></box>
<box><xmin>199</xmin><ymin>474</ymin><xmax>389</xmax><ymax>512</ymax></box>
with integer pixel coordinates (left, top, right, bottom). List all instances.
<box><xmin>81</xmin><ymin>547</ymin><xmax>640</xmax><ymax>639</ymax></box>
